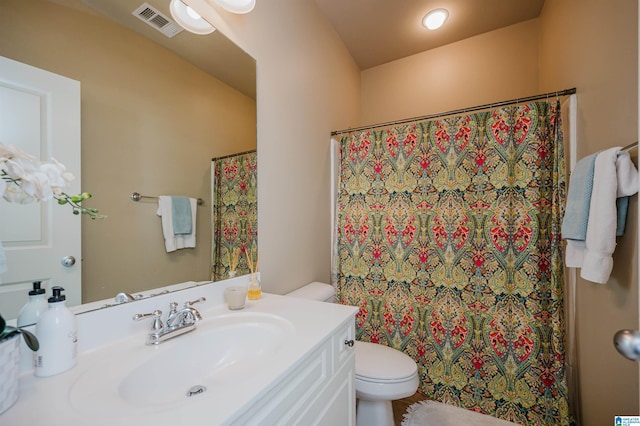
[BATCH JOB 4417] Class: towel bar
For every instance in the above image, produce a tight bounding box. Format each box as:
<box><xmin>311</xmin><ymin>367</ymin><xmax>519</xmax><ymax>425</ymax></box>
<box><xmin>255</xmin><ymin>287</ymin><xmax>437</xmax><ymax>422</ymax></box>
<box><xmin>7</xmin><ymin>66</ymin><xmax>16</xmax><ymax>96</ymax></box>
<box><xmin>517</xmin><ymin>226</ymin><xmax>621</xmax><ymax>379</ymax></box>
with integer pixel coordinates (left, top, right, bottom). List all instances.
<box><xmin>130</xmin><ymin>192</ymin><xmax>205</xmax><ymax>206</ymax></box>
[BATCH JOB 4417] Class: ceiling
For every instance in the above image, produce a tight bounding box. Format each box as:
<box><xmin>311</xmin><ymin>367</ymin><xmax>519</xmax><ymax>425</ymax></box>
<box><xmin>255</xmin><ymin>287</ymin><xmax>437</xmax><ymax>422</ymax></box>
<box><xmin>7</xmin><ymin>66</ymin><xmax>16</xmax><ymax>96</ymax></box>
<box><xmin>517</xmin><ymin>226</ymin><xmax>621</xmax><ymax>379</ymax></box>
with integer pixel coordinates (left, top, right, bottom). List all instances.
<box><xmin>50</xmin><ymin>0</ymin><xmax>256</xmax><ymax>99</ymax></box>
<box><xmin>314</xmin><ymin>0</ymin><xmax>546</xmax><ymax>70</ymax></box>
<box><xmin>49</xmin><ymin>0</ymin><xmax>546</xmax><ymax>93</ymax></box>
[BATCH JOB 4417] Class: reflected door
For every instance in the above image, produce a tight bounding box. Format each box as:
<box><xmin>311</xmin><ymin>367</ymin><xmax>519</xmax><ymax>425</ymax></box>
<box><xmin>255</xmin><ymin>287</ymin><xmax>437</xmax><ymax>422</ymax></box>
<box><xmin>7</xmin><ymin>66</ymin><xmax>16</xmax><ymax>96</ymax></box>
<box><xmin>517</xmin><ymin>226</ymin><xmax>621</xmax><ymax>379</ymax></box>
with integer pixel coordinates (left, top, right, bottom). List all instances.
<box><xmin>0</xmin><ymin>56</ymin><xmax>81</xmax><ymax>321</ymax></box>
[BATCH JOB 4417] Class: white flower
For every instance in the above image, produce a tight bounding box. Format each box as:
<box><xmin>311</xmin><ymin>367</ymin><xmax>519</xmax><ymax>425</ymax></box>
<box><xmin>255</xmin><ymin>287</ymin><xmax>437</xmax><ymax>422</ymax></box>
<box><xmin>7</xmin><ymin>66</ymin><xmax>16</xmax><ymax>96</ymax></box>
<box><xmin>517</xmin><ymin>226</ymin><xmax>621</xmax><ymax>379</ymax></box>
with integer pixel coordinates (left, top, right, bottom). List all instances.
<box><xmin>40</xmin><ymin>158</ymin><xmax>75</xmax><ymax>195</ymax></box>
<box><xmin>0</xmin><ymin>141</ymin><xmax>103</xmax><ymax>219</ymax></box>
<box><xmin>0</xmin><ymin>143</ymin><xmax>38</xmax><ymax>164</ymax></box>
<box><xmin>3</xmin><ymin>181</ymin><xmax>35</xmax><ymax>204</ymax></box>
<box><xmin>1</xmin><ymin>143</ymin><xmax>73</xmax><ymax>202</ymax></box>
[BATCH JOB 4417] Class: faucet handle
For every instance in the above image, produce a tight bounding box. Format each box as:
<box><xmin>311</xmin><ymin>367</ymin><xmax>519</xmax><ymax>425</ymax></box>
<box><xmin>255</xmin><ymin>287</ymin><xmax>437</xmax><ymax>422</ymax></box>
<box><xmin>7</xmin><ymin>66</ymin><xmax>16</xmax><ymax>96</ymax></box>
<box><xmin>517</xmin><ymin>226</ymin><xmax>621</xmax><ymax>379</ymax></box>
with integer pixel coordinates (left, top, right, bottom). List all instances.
<box><xmin>133</xmin><ymin>309</ymin><xmax>164</xmax><ymax>332</ymax></box>
<box><xmin>184</xmin><ymin>297</ymin><xmax>206</xmax><ymax>308</ymax></box>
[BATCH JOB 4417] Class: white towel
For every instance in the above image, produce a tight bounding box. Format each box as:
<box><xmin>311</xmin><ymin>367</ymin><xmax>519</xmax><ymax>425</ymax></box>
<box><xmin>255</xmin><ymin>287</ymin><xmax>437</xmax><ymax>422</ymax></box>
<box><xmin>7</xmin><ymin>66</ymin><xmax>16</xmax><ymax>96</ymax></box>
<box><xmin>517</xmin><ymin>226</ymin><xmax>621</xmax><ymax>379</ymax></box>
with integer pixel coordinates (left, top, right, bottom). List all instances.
<box><xmin>573</xmin><ymin>148</ymin><xmax>638</xmax><ymax>283</ymax></box>
<box><xmin>157</xmin><ymin>196</ymin><xmax>197</xmax><ymax>252</ymax></box>
<box><xmin>565</xmin><ymin>240</ymin><xmax>586</xmax><ymax>267</ymax></box>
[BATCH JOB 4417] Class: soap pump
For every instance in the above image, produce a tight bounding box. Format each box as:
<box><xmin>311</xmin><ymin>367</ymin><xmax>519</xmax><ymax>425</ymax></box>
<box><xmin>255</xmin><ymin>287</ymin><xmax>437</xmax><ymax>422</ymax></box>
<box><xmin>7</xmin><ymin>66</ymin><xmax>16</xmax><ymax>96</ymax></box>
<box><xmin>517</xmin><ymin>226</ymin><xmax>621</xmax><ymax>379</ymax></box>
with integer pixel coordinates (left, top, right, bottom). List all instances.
<box><xmin>35</xmin><ymin>286</ymin><xmax>78</xmax><ymax>377</ymax></box>
<box><xmin>17</xmin><ymin>281</ymin><xmax>48</xmax><ymax>327</ymax></box>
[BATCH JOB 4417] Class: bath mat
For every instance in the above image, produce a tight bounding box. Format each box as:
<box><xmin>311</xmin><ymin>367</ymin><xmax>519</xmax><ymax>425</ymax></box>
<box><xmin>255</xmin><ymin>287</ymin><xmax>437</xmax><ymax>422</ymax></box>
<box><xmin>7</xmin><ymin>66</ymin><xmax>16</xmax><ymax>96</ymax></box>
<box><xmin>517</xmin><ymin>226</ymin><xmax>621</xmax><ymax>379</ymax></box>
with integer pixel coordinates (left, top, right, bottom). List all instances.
<box><xmin>401</xmin><ymin>400</ymin><xmax>521</xmax><ymax>426</ymax></box>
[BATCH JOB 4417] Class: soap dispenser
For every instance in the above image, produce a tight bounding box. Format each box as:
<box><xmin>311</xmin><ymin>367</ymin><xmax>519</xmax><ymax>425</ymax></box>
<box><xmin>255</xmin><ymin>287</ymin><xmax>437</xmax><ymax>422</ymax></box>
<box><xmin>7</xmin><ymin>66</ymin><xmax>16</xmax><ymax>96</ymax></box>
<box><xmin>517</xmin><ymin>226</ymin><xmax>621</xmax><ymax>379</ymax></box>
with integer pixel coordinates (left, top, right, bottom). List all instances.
<box><xmin>35</xmin><ymin>286</ymin><xmax>78</xmax><ymax>377</ymax></box>
<box><xmin>17</xmin><ymin>281</ymin><xmax>48</xmax><ymax>327</ymax></box>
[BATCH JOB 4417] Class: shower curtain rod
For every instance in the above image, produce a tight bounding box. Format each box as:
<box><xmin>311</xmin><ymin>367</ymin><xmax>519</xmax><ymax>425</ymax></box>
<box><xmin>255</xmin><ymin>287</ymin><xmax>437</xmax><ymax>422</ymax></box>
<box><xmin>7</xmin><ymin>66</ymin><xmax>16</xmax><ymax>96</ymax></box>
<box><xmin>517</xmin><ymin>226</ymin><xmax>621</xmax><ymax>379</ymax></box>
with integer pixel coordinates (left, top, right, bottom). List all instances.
<box><xmin>331</xmin><ymin>87</ymin><xmax>577</xmax><ymax>136</ymax></box>
<box><xmin>211</xmin><ymin>149</ymin><xmax>256</xmax><ymax>162</ymax></box>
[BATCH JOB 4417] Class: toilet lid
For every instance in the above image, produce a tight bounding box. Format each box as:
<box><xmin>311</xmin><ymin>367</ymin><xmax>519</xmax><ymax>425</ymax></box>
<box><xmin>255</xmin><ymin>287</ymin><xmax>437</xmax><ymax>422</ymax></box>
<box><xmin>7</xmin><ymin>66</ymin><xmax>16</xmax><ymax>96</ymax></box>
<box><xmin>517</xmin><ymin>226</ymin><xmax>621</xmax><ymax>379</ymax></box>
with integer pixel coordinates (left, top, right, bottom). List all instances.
<box><xmin>355</xmin><ymin>341</ymin><xmax>417</xmax><ymax>381</ymax></box>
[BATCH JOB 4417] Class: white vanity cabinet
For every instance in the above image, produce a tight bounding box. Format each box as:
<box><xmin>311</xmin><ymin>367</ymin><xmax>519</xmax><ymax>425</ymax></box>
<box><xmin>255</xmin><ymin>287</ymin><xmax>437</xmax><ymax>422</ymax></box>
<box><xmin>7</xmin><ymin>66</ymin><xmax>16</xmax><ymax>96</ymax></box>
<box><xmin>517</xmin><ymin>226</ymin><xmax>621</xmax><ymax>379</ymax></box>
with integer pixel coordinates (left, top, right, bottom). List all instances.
<box><xmin>2</xmin><ymin>283</ymin><xmax>359</xmax><ymax>426</ymax></box>
<box><xmin>229</xmin><ymin>315</ymin><xmax>356</xmax><ymax>425</ymax></box>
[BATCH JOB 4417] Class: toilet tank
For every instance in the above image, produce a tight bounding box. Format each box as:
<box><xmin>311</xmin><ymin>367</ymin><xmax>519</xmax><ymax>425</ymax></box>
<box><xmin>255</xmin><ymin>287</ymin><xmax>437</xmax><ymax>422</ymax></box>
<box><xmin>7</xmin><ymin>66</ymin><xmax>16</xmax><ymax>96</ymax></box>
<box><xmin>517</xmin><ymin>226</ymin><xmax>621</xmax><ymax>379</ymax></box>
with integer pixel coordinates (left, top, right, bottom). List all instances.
<box><xmin>286</xmin><ymin>282</ymin><xmax>336</xmax><ymax>303</ymax></box>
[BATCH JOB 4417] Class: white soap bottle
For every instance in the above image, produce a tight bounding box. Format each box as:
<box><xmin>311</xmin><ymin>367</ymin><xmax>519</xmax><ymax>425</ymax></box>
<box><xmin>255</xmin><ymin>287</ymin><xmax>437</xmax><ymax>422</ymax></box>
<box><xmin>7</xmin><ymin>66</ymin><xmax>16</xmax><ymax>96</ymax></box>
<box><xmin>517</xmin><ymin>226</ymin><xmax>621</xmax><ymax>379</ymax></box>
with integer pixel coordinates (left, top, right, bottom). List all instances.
<box><xmin>17</xmin><ymin>281</ymin><xmax>48</xmax><ymax>327</ymax></box>
<box><xmin>17</xmin><ymin>281</ymin><xmax>49</xmax><ymax>371</ymax></box>
<box><xmin>35</xmin><ymin>286</ymin><xmax>78</xmax><ymax>377</ymax></box>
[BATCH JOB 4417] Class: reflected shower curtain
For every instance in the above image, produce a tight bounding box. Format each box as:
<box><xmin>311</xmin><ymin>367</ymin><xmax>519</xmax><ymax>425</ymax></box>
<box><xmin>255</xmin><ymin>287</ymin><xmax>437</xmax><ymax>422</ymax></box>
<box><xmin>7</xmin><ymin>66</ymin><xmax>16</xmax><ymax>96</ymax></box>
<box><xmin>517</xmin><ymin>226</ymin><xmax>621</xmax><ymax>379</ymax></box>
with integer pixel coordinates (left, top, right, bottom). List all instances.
<box><xmin>211</xmin><ymin>151</ymin><xmax>257</xmax><ymax>280</ymax></box>
<box><xmin>335</xmin><ymin>102</ymin><xmax>569</xmax><ymax>425</ymax></box>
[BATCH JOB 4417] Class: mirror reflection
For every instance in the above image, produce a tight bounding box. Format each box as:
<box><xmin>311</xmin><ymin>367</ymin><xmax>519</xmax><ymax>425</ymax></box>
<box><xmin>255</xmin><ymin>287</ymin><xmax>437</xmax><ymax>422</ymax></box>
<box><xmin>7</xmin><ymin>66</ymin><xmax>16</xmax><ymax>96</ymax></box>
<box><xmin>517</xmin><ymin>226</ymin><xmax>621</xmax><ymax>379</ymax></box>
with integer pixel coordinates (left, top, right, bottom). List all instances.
<box><xmin>0</xmin><ymin>0</ymin><xmax>257</xmax><ymax>320</ymax></box>
<box><xmin>211</xmin><ymin>150</ymin><xmax>258</xmax><ymax>281</ymax></box>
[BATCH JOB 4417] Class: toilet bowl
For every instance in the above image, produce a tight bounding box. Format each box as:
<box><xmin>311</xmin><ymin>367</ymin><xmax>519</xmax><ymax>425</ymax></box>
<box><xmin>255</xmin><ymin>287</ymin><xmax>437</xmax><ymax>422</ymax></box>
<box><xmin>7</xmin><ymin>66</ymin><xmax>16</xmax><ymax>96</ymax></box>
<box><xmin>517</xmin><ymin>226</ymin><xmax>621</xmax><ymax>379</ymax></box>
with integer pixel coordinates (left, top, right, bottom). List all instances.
<box><xmin>286</xmin><ymin>282</ymin><xmax>419</xmax><ymax>426</ymax></box>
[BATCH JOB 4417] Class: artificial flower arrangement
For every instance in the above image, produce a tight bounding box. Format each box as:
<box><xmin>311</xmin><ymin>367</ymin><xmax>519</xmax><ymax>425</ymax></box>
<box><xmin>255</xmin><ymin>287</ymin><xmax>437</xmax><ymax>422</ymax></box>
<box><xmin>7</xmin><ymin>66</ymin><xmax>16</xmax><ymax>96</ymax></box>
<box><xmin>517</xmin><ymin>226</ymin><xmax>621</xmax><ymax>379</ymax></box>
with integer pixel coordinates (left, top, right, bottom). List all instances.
<box><xmin>0</xmin><ymin>141</ymin><xmax>104</xmax><ymax>349</ymax></box>
<box><xmin>0</xmin><ymin>141</ymin><xmax>104</xmax><ymax>219</ymax></box>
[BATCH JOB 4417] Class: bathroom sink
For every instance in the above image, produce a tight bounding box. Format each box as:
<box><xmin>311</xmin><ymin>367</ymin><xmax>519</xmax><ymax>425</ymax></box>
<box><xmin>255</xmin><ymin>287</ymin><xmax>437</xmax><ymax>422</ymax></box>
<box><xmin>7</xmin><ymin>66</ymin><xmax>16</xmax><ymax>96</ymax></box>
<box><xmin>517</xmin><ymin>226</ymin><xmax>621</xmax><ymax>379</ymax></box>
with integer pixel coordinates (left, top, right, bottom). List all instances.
<box><xmin>69</xmin><ymin>311</ymin><xmax>295</xmax><ymax>416</ymax></box>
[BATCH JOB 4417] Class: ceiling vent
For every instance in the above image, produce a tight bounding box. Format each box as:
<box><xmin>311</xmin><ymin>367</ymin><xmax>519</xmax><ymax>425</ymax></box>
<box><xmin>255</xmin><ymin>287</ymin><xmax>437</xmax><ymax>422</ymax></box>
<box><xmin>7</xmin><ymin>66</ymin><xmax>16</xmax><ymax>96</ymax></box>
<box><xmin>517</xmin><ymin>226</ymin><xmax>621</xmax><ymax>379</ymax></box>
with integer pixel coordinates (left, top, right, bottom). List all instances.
<box><xmin>132</xmin><ymin>3</ymin><xmax>183</xmax><ymax>38</ymax></box>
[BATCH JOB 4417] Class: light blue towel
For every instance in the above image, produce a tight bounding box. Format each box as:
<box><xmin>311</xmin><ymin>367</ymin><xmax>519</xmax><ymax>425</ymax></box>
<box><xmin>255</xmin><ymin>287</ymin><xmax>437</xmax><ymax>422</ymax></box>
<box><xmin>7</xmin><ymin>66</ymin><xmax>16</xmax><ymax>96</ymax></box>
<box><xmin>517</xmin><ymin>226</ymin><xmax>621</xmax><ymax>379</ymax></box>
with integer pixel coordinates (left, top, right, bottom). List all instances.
<box><xmin>617</xmin><ymin>196</ymin><xmax>629</xmax><ymax>236</ymax></box>
<box><xmin>171</xmin><ymin>196</ymin><xmax>192</xmax><ymax>235</ymax></box>
<box><xmin>562</xmin><ymin>153</ymin><xmax>598</xmax><ymax>240</ymax></box>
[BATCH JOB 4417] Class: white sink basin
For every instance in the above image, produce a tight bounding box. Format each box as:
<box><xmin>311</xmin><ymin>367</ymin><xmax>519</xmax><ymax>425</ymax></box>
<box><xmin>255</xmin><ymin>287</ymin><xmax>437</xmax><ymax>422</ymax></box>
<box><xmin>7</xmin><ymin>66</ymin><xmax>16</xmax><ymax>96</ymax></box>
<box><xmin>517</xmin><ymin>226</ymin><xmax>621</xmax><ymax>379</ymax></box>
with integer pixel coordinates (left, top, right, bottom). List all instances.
<box><xmin>69</xmin><ymin>311</ymin><xmax>295</xmax><ymax>416</ymax></box>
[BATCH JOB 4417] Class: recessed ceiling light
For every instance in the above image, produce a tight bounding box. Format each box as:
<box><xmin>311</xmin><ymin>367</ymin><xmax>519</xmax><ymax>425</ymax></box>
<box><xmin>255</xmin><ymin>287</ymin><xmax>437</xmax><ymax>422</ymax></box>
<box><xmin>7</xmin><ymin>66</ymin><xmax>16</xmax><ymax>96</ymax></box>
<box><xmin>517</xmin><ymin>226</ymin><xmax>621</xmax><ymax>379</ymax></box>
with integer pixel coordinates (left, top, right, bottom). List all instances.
<box><xmin>422</xmin><ymin>8</ymin><xmax>449</xmax><ymax>30</ymax></box>
<box><xmin>169</xmin><ymin>0</ymin><xmax>216</xmax><ymax>35</ymax></box>
<box><xmin>214</xmin><ymin>0</ymin><xmax>256</xmax><ymax>14</ymax></box>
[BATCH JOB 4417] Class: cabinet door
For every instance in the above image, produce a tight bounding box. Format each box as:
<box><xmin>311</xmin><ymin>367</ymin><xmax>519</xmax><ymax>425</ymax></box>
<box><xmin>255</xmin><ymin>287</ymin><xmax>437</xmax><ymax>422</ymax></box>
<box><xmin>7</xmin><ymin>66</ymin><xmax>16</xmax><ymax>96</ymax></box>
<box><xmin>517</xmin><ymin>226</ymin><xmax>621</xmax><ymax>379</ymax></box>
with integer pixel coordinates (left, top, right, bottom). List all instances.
<box><xmin>296</xmin><ymin>351</ymin><xmax>355</xmax><ymax>425</ymax></box>
<box><xmin>332</xmin><ymin>319</ymin><xmax>355</xmax><ymax>371</ymax></box>
<box><xmin>229</xmin><ymin>343</ymin><xmax>330</xmax><ymax>425</ymax></box>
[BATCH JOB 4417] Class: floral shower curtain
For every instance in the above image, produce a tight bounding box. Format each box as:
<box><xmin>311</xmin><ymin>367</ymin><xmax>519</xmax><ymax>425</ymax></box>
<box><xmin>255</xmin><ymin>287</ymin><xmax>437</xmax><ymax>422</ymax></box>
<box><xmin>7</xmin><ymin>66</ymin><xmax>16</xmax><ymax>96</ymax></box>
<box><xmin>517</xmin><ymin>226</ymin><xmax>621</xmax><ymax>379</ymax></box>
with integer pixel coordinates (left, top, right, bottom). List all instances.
<box><xmin>335</xmin><ymin>101</ymin><xmax>569</xmax><ymax>425</ymax></box>
<box><xmin>211</xmin><ymin>151</ymin><xmax>257</xmax><ymax>280</ymax></box>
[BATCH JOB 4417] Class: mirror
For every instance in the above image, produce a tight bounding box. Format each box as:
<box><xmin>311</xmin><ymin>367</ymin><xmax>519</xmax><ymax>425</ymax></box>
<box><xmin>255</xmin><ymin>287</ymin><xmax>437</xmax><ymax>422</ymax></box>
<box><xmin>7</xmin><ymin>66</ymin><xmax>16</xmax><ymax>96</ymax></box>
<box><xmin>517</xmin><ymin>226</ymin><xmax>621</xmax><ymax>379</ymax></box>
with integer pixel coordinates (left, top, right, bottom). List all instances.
<box><xmin>0</xmin><ymin>0</ymin><xmax>257</xmax><ymax>319</ymax></box>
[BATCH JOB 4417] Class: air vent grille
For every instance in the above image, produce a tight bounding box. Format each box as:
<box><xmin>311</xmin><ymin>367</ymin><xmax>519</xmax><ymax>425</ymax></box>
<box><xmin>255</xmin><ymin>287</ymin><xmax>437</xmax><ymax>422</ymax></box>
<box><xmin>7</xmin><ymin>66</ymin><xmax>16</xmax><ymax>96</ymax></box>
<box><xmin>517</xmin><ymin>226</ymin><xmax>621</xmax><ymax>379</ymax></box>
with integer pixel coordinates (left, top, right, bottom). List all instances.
<box><xmin>149</xmin><ymin>13</ymin><xmax>170</xmax><ymax>29</ymax></box>
<box><xmin>132</xmin><ymin>3</ymin><xmax>183</xmax><ymax>38</ymax></box>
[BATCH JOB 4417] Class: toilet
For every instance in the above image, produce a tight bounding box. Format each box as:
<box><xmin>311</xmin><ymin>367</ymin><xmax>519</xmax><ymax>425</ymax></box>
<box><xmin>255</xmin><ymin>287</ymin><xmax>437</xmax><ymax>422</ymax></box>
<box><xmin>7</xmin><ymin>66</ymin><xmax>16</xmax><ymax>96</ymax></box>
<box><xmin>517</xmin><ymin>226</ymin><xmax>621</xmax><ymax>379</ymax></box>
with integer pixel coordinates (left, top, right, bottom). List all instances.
<box><xmin>286</xmin><ymin>282</ymin><xmax>419</xmax><ymax>426</ymax></box>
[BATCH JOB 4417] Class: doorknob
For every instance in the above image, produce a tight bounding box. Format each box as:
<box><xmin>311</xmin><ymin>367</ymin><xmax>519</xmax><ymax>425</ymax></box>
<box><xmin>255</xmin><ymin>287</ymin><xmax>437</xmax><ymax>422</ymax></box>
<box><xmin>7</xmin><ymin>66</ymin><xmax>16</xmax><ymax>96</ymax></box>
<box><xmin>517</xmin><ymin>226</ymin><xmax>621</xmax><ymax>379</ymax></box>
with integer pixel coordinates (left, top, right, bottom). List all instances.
<box><xmin>614</xmin><ymin>329</ymin><xmax>640</xmax><ymax>361</ymax></box>
<box><xmin>61</xmin><ymin>256</ymin><xmax>76</xmax><ymax>267</ymax></box>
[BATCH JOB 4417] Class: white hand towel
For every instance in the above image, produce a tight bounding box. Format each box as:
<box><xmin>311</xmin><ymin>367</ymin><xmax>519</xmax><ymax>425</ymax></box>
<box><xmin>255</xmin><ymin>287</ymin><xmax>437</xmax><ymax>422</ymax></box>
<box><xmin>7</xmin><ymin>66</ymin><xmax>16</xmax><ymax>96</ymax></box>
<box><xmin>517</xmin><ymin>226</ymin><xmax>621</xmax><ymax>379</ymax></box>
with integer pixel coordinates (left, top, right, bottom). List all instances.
<box><xmin>157</xmin><ymin>196</ymin><xmax>197</xmax><ymax>253</ymax></box>
<box><xmin>580</xmin><ymin>148</ymin><xmax>638</xmax><ymax>283</ymax></box>
<box><xmin>565</xmin><ymin>240</ymin><xmax>586</xmax><ymax>267</ymax></box>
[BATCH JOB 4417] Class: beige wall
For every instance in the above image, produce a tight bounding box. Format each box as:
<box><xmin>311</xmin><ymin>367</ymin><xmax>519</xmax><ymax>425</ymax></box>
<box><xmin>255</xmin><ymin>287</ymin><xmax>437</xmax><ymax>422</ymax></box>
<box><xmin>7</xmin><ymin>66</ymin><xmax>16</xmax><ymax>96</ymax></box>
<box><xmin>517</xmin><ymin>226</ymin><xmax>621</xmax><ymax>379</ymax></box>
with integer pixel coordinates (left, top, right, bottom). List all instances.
<box><xmin>0</xmin><ymin>0</ymin><xmax>257</xmax><ymax>302</ymax></box>
<box><xmin>360</xmin><ymin>19</ymin><xmax>540</xmax><ymax>125</ymax></box>
<box><xmin>191</xmin><ymin>0</ymin><xmax>362</xmax><ymax>295</ymax></box>
<box><xmin>539</xmin><ymin>1</ymin><xmax>639</xmax><ymax>425</ymax></box>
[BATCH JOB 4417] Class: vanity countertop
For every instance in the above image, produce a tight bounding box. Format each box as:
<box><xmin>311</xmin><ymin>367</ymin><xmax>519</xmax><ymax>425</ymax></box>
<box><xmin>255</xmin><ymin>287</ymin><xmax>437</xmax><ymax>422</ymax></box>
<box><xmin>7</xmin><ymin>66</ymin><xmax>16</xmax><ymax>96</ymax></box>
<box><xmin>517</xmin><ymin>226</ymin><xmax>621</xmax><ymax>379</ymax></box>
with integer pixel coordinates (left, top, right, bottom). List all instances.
<box><xmin>2</xmin><ymin>291</ymin><xmax>358</xmax><ymax>425</ymax></box>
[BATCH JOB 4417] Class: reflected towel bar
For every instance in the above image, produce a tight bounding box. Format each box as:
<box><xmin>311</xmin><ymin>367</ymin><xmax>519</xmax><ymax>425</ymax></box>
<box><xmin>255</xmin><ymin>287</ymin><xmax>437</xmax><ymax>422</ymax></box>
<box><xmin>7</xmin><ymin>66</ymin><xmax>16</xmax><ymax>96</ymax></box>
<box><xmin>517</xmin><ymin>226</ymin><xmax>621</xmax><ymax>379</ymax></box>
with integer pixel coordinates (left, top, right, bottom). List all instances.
<box><xmin>622</xmin><ymin>141</ymin><xmax>638</xmax><ymax>152</ymax></box>
<box><xmin>130</xmin><ymin>192</ymin><xmax>205</xmax><ymax>206</ymax></box>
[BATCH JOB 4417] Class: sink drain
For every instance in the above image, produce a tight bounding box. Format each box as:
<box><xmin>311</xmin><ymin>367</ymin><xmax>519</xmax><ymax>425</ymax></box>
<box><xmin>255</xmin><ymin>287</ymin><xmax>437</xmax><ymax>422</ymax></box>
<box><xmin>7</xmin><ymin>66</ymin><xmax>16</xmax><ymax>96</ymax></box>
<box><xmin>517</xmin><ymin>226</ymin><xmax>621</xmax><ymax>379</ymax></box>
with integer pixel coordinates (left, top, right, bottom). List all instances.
<box><xmin>186</xmin><ymin>385</ymin><xmax>207</xmax><ymax>397</ymax></box>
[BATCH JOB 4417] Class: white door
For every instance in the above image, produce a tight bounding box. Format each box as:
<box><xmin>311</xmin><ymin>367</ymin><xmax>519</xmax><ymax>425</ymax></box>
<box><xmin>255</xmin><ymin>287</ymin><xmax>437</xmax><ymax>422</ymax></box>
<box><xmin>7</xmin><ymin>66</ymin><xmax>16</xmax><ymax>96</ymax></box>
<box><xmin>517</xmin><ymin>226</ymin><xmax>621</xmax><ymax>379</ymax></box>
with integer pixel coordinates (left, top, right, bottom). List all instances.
<box><xmin>0</xmin><ymin>56</ymin><xmax>81</xmax><ymax>322</ymax></box>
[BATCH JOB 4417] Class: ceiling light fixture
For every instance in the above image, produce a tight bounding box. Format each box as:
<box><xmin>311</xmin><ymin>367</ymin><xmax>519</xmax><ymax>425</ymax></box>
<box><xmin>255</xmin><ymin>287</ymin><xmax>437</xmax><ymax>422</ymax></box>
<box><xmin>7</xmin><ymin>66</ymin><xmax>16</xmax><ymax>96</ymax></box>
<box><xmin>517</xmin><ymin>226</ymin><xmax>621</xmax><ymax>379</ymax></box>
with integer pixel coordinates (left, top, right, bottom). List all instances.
<box><xmin>422</xmin><ymin>8</ymin><xmax>448</xmax><ymax>30</ymax></box>
<box><xmin>169</xmin><ymin>0</ymin><xmax>215</xmax><ymax>35</ymax></box>
<box><xmin>213</xmin><ymin>0</ymin><xmax>256</xmax><ymax>14</ymax></box>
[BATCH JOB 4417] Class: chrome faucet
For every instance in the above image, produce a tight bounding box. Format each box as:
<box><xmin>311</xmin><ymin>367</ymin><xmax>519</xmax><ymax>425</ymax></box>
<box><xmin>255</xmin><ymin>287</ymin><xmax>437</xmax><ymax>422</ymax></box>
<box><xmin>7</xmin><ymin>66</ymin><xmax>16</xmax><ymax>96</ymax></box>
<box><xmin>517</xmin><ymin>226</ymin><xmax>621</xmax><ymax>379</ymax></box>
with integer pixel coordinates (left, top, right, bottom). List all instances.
<box><xmin>133</xmin><ymin>297</ymin><xmax>206</xmax><ymax>345</ymax></box>
<box><xmin>115</xmin><ymin>292</ymin><xmax>143</xmax><ymax>304</ymax></box>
